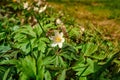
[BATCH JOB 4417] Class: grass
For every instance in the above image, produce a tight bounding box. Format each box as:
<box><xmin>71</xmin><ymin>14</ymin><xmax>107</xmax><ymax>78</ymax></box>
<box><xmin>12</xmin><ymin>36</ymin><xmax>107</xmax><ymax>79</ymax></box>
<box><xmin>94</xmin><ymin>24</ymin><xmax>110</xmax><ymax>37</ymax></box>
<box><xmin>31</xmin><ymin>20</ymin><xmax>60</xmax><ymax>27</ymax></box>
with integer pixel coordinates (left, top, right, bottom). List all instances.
<box><xmin>0</xmin><ymin>0</ymin><xmax>120</xmax><ymax>80</ymax></box>
<box><xmin>48</xmin><ymin>0</ymin><xmax>120</xmax><ymax>40</ymax></box>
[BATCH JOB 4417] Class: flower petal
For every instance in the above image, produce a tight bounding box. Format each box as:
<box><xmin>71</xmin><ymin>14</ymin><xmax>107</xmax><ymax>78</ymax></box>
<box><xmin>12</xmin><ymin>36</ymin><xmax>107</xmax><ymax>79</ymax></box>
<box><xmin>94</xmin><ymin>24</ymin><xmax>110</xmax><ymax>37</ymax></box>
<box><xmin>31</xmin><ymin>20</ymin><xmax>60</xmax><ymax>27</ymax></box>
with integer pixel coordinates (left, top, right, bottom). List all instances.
<box><xmin>51</xmin><ymin>43</ymin><xmax>57</xmax><ymax>47</ymax></box>
<box><xmin>49</xmin><ymin>36</ymin><xmax>53</xmax><ymax>40</ymax></box>
<box><xmin>61</xmin><ymin>38</ymin><xmax>65</xmax><ymax>42</ymax></box>
<box><xmin>58</xmin><ymin>43</ymin><xmax>63</xmax><ymax>48</ymax></box>
<box><xmin>39</xmin><ymin>5</ymin><xmax>47</xmax><ymax>13</ymax></box>
<box><xmin>60</xmin><ymin>32</ymin><xmax>63</xmax><ymax>37</ymax></box>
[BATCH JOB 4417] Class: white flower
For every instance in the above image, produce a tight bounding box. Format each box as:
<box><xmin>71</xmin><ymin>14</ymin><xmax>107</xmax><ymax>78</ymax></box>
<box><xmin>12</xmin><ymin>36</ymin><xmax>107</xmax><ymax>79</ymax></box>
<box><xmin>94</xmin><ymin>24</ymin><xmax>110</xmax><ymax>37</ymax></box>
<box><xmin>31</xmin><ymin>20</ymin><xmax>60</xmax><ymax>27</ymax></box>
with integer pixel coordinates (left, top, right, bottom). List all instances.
<box><xmin>37</xmin><ymin>0</ymin><xmax>42</xmax><ymax>6</ymax></box>
<box><xmin>81</xmin><ymin>27</ymin><xmax>85</xmax><ymax>32</ymax></box>
<box><xmin>80</xmin><ymin>26</ymin><xmax>85</xmax><ymax>32</ymax></box>
<box><xmin>34</xmin><ymin>7</ymin><xmax>39</xmax><ymax>12</ymax></box>
<box><xmin>23</xmin><ymin>2</ymin><xmax>28</xmax><ymax>9</ymax></box>
<box><xmin>39</xmin><ymin>5</ymin><xmax>47</xmax><ymax>13</ymax></box>
<box><xmin>56</xmin><ymin>18</ymin><xmax>63</xmax><ymax>25</ymax></box>
<box><xmin>50</xmin><ymin>31</ymin><xmax>65</xmax><ymax>48</ymax></box>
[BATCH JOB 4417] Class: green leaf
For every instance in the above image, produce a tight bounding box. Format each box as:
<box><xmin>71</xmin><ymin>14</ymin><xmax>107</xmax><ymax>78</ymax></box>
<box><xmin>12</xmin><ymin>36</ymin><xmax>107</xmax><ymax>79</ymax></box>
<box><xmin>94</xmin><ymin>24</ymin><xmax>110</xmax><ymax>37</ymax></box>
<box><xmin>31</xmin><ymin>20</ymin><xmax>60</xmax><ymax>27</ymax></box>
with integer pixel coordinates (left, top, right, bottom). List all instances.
<box><xmin>45</xmin><ymin>71</ymin><xmax>51</xmax><ymax>80</ymax></box>
<box><xmin>0</xmin><ymin>66</ymin><xmax>6</xmax><ymax>80</ymax></box>
<box><xmin>92</xmin><ymin>51</ymin><xmax>107</xmax><ymax>60</ymax></box>
<box><xmin>79</xmin><ymin>77</ymin><xmax>87</xmax><ymax>80</ymax></box>
<box><xmin>40</xmin><ymin>37</ymin><xmax>50</xmax><ymax>43</ymax></box>
<box><xmin>38</xmin><ymin>39</ymin><xmax>46</xmax><ymax>53</ymax></box>
<box><xmin>18</xmin><ymin>56</ymin><xmax>36</xmax><ymax>80</ymax></box>
<box><xmin>55</xmin><ymin>56</ymin><xmax>59</xmax><ymax>67</ymax></box>
<box><xmin>61</xmin><ymin>52</ymin><xmax>73</xmax><ymax>60</ymax></box>
<box><xmin>37</xmin><ymin>66</ymin><xmax>45</xmax><ymax>80</ymax></box>
<box><xmin>82</xmin><ymin>58</ymin><xmax>94</xmax><ymax>76</ymax></box>
<box><xmin>58</xmin><ymin>56</ymin><xmax>67</xmax><ymax>68</ymax></box>
<box><xmin>33</xmin><ymin>24</ymin><xmax>42</xmax><ymax>37</ymax></box>
<box><xmin>14</xmin><ymin>25</ymin><xmax>36</xmax><ymax>39</ymax></box>
<box><xmin>13</xmin><ymin>32</ymin><xmax>26</xmax><ymax>42</ymax></box>
<box><xmin>73</xmin><ymin>58</ymin><xmax>94</xmax><ymax>76</ymax></box>
<box><xmin>0</xmin><ymin>32</ymin><xmax>5</xmax><ymax>41</ymax></box>
<box><xmin>16</xmin><ymin>41</ymin><xmax>30</xmax><ymax>54</ymax></box>
<box><xmin>0</xmin><ymin>59</ymin><xmax>18</xmax><ymax>65</ymax></box>
<box><xmin>54</xmin><ymin>55</ymin><xmax>67</xmax><ymax>67</ymax></box>
<box><xmin>82</xmin><ymin>42</ymin><xmax>98</xmax><ymax>56</ymax></box>
<box><xmin>3</xmin><ymin>68</ymin><xmax>10</xmax><ymax>80</ymax></box>
<box><xmin>57</xmin><ymin>69</ymin><xmax>66</xmax><ymax>80</ymax></box>
<box><xmin>0</xmin><ymin>44</ymin><xmax>11</xmax><ymax>53</ymax></box>
<box><xmin>21</xmin><ymin>25</ymin><xmax>36</xmax><ymax>38</ymax></box>
<box><xmin>43</xmin><ymin>56</ymin><xmax>54</xmax><ymax>65</ymax></box>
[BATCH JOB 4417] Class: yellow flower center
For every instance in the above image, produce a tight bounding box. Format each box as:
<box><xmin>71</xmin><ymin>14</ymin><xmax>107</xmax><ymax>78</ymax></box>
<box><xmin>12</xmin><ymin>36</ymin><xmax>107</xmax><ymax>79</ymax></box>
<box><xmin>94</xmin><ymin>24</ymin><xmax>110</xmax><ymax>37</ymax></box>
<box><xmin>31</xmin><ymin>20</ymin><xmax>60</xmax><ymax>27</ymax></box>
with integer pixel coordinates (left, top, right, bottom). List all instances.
<box><xmin>54</xmin><ymin>36</ymin><xmax>62</xmax><ymax>42</ymax></box>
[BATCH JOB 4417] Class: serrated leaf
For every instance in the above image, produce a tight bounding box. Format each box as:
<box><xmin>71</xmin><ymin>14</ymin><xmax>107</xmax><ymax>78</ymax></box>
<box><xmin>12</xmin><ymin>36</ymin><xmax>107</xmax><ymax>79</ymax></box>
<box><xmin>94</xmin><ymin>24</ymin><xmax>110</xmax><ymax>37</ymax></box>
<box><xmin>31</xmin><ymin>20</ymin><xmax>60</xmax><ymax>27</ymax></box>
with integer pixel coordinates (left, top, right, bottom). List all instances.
<box><xmin>38</xmin><ymin>40</ymin><xmax>46</xmax><ymax>53</ymax></box>
<box><xmin>0</xmin><ymin>59</ymin><xmax>18</xmax><ymax>65</ymax></box>
<box><xmin>18</xmin><ymin>56</ymin><xmax>36</xmax><ymax>79</ymax></box>
<box><xmin>82</xmin><ymin>42</ymin><xmax>98</xmax><ymax>56</ymax></box>
<box><xmin>33</xmin><ymin>24</ymin><xmax>42</xmax><ymax>37</ymax></box>
<box><xmin>79</xmin><ymin>77</ymin><xmax>87</xmax><ymax>80</ymax></box>
<box><xmin>43</xmin><ymin>56</ymin><xmax>54</xmax><ymax>65</ymax></box>
<box><xmin>58</xmin><ymin>56</ymin><xmax>67</xmax><ymax>68</ymax></box>
<box><xmin>73</xmin><ymin>58</ymin><xmax>94</xmax><ymax>76</ymax></box>
<box><xmin>0</xmin><ymin>44</ymin><xmax>11</xmax><ymax>53</ymax></box>
<box><xmin>3</xmin><ymin>68</ymin><xmax>11</xmax><ymax>80</ymax></box>
<box><xmin>16</xmin><ymin>41</ymin><xmax>30</xmax><ymax>54</ymax></box>
<box><xmin>61</xmin><ymin>52</ymin><xmax>73</xmax><ymax>60</ymax></box>
<box><xmin>57</xmin><ymin>69</ymin><xmax>66</xmax><ymax>80</ymax></box>
<box><xmin>82</xmin><ymin>58</ymin><xmax>94</xmax><ymax>76</ymax></box>
<box><xmin>37</xmin><ymin>66</ymin><xmax>45</xmax><ymax>80</ymax></box>
<box><xmin>0</xmin><ymin>32</ymin><xmax>5</xmax><ymax>41</ymax></box>
<box><xmin>45</xmin><ymin>71</ymin><xmax>51</xmax><ymax>80</ymax></box>
<box><xmin>40</xmin><ymin>37</ymin><xmax>50</xmax><ymax>43</ymax></box>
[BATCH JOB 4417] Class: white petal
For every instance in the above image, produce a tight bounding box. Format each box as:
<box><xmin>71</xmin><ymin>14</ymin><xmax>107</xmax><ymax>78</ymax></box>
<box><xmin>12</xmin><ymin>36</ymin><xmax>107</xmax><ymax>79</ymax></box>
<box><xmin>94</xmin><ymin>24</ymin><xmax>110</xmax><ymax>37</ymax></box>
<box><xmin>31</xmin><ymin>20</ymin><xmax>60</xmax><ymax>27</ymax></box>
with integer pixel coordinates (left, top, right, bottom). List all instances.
<box><xmin>51</xmin><ymin>43</ymin><xmax>57</xmax><ymax>47</ymax></box>
<box><xmin>37</xmin><ymin>0</ymin><xmax>42</xmax><ymax>6</ymax></box>
<box><xmin>58</xmin><ymin>43</ymin><xmax>63</xmax><ymax>48</ymax></box>
<box><xmin>39</xmin><ymin>5</ymin><xmax>47</xmax><ymax>13</ymax></box>
<box><xmin>49</xmin><ymin>36</ymin><xmax>53</xmax><ymax>40</ymax></box>
<box><xmin>60</xmin><ymin>32</ymin><xmax>63</xmax><ymax>37</ymax></box>
<box><xmin>24</xmin><ymin>2</ymin><xmax>28</xmax><ymax>9</ymax></box>
<box><xmin>61</xmin><ymin>38</ymin><xmax>65</xmax><ymax>42</ymax></box>
<box><xmin>56</xmin><ymin>18</ymin><xmax>62</xmax><ymax>25</ymax></box>
<box><xmin>34</xmin><ymin>7</ymin><xmax>39</xmax><ymax>12</ymax></box>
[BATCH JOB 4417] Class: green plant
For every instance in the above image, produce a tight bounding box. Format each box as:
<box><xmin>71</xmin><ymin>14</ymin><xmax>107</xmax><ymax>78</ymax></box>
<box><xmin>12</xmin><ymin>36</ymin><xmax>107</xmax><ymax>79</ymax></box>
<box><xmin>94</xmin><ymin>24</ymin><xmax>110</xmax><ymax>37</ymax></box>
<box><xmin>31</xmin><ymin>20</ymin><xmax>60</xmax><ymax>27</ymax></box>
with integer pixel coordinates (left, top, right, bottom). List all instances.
<box><xmin>0</xmin><ymin>0</ymin><xmax>120</xmax><ymax>80</ymax></box>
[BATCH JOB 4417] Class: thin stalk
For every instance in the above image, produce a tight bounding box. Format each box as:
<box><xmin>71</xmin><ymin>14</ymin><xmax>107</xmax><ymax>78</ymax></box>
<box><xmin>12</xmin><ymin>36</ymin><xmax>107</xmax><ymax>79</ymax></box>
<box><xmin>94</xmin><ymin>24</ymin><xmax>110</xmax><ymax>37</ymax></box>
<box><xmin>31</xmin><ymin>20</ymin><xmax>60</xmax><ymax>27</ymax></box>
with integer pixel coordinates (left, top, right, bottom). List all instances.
<box><xmin>32</xmin><ymin>12</ymin><xmax>45</xmax><ymax>34</ymax></box>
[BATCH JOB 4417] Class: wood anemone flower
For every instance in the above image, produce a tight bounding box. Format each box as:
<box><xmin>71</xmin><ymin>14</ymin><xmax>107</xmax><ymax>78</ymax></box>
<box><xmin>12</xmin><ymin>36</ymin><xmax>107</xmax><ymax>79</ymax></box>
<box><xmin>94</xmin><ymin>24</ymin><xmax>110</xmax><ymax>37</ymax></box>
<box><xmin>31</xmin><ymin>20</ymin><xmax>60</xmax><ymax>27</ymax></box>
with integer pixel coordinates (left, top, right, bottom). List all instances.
<box><xmin>49</xmin><ymin>31</ymin><xmax>65</xmax><ymax>48</ymax></box>
<box><xmin>23</xmin><ymin>2</ymin><xmax>28</xmax><ymax>9</ymax></box>
<box><xmin>39</xmin><ymin>5</ymin><xmax>47</xmax><ymax>13</ymax></box>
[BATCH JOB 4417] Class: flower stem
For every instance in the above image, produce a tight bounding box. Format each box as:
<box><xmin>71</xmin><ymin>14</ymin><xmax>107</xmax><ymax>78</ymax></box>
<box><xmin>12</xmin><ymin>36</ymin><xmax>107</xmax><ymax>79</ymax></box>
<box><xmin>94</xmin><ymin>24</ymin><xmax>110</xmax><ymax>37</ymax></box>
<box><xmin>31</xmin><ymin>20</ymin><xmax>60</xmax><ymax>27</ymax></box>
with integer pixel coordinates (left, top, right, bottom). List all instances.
<box><xmin>32</xmin><ymin>12</ymin><xmax>45</xmax><ymax>34</ymax></box>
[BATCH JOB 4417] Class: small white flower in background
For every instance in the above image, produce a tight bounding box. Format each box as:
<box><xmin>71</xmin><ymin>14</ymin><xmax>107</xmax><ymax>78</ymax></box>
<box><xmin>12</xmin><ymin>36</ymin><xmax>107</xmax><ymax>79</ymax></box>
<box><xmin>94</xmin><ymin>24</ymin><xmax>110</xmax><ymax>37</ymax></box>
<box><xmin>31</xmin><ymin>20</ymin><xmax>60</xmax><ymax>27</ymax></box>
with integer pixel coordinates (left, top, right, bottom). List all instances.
<box><xmin>49</xmin><ymin>31</ymin><xmax>65</xmax><ymax>48</ymax></box>
<box><xmin>27</xmin><ymin>7</ymin><xmax>31</xmax><ymax>11</ymax></box>
<box><xmin>34</xmin><ymin>7</ymin><xmax>39</xmax><ymax>12</ymax></box>
<box><xmin>79</xmin><ymin>26</ymin><xmax>85</xmax><ymax>33</ymax></box>
<box><xmin>34</xmin><ymin>0</ymin><xmax>38</xmax><ymax>2</ymax></box>
<box><xmin>39</xmin><ymin>5</ymin><xmax>47</xmax><ymax>13</ymax></box>
<box><xmin>56</xmin><ymin>18</ymin><xmax>63</xmax><ymax>25</ymax></box>
<box><xmin>23</xmin><ymin>2</ymin><xmax>28</xmax><ymax>9</ymax></box>
<box><xmin>37</xmin><ymin>0</ymin><xmax>42</xmax><ymax>6</ymax></box>
<box><xmin>80</xmin><ymin>27</ymin><xmax>85</xmax><ymax>32</ymax></box>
